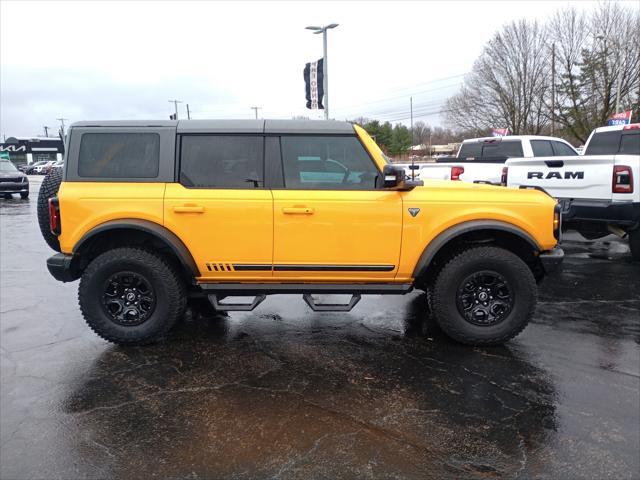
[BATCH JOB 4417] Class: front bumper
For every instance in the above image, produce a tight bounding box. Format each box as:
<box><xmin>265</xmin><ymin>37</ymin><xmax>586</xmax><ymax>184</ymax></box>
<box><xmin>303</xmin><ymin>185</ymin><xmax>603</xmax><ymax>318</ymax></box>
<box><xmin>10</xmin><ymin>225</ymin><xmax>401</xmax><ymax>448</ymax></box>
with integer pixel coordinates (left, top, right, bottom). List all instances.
<box><xmin>0</xmin><ymin>181</ymin><xmax>29</xmax><ymax>194</ymax></box>
<box><xmin>539</xmin><ymin>247</ymin><xmax>564</xmax><ymax>274</ymax></box>
<box><xmin>47</xmin><ymin>253</ymin><xmax>80</xmax><ymax>282</ymax></box>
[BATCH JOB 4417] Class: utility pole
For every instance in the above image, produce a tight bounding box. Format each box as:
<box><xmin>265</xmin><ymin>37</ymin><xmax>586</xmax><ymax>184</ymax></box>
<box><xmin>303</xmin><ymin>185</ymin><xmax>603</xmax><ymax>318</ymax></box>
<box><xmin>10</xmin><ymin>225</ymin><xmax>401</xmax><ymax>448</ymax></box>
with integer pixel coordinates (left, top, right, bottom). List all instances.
<box><xmin>551</xmin><ymin>43</ymin><xmax>555</xmax><ymax>136</ymax></box>
<box><xmin>615</xmin><ymin>53</ymin><xmax>623</xmax><ymax>114</ymax></box>
<box><xmin>250</xmin><ymin>106</ymin><xmax>261</xmax><ymax>119</ymax></box>
<box><xmin>306</xmin><ymin>24</ymin><xmax>339</xmax><ymax>120</ymax></box>
<box><xmin>56</xmin><ymin>117</ymin><xmax>68</xmax><ymax>136</ymax></box>
<box><xmin>168</xmin><ymin>99</ymin><xmax>182</xmax><ymax>120</ymax></box>
<box><xmin>410</xmin><ymin>97</ymin><xmax>414</xmax><ymax>146</ymax></box>
<box><xmin>186</xmin><ymin>104</ymin><xmax>191</xmax><ymax>120</ymax></box>
<box><xmin>43</xmin><ymin>126</ymin><xmax>51</xmax><ymax>137</ymax></box>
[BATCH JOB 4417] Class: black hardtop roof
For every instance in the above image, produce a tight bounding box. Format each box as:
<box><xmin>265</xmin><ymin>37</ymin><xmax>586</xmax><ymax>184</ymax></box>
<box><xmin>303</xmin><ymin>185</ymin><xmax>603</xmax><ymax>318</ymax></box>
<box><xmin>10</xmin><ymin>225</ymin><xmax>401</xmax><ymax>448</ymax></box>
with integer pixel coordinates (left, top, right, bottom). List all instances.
<box><xmin>70</xmin><ymin>119</ymin><xmax>355</xmax><ymax>135</ymax></box>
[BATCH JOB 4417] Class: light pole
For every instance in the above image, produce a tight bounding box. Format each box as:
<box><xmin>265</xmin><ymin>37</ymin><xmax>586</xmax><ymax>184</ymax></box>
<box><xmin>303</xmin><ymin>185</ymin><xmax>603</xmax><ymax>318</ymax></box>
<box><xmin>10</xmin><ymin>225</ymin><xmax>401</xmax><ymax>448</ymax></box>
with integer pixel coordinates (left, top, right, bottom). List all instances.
<box><xmin>168</xmin><ymin>99</ymin><xmax>182</xmax><ymax>120</ymax></box>
<box><xmin>250</xmin><ymin>106</ymin><xmax>261</xmax><ymax>119</ymax></box>
<box><xmin>305</xmin><ymin>23</ymin><xmax>338</xmax><ymax>120</ymax></box>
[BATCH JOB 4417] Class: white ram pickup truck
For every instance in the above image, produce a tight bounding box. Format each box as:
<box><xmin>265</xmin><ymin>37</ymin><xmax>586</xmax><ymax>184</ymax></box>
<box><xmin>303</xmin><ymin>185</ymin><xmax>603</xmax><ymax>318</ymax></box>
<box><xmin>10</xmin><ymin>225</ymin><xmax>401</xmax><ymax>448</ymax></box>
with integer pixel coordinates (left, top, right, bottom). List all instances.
<box><xmin>406</xmin><ymin>136</ymin><xmax>578</xmax><ymax>184</ymax></box>
<box><xmin>505</xmin><ymin>123</ymin><xmax>640</xmax><ymax>260</ymax></box>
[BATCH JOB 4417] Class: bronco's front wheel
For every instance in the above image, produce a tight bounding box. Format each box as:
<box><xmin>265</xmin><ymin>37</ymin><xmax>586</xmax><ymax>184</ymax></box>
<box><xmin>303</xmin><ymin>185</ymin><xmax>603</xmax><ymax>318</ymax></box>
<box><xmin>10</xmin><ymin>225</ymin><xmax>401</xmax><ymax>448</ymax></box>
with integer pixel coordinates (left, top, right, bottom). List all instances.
<box><xmin>79</xmin><ymin>248</ymin><xmax>186</xmax><ymax>345</ymax></box>
<box><xmin>431</xmin><ymin>246</ymin><xmax>536</xmax><ymax>346</ymax></box>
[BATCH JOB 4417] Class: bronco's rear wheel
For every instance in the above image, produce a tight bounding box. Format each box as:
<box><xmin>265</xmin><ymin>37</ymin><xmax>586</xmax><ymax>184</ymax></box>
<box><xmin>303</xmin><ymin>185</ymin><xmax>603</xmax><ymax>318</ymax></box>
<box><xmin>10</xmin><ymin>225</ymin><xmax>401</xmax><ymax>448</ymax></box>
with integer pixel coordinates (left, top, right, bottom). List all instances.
<box><xmin>79</xmin><ymin>248</ymin><xmax>186</xmax><ymax>345</ymax></box>
<box><xmin>37</xmin><ymin>167</ymin><xmax>63</xmax><ymax>252</ymax></box>
<box><xmin>431</xmin><ymin>246</ymin><xmax>536</xmax><ymax>346</ymax></box>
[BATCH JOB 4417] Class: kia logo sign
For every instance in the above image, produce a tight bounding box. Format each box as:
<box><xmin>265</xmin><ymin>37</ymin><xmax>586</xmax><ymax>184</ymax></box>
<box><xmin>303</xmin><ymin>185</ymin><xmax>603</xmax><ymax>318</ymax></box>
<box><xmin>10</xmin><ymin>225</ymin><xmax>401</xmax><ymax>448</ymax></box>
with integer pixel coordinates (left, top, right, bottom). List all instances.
<box><xmin>0</xmin><ymin>146</ymin><xmax>26</xmax><ymax>152</ymax></box>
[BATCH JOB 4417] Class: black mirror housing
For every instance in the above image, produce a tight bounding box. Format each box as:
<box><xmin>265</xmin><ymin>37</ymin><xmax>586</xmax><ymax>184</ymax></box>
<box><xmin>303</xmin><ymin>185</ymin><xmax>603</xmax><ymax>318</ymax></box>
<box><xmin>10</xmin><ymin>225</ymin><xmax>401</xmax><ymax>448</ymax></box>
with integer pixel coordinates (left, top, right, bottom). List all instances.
<box><xmin>383</xmin><ymin>164</ymin><xmax>423</xmax><ymax>191</ymax></box>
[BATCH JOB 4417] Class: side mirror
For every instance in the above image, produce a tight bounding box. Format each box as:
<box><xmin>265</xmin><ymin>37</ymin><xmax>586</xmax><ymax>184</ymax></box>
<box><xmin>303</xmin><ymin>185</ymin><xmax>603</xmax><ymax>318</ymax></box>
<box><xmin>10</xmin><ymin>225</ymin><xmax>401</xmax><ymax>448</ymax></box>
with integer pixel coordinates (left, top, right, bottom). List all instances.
<box><xmin>383</xmin><ymin>164</ymin><xmax>423</xmax><ymax>191</ymax></box>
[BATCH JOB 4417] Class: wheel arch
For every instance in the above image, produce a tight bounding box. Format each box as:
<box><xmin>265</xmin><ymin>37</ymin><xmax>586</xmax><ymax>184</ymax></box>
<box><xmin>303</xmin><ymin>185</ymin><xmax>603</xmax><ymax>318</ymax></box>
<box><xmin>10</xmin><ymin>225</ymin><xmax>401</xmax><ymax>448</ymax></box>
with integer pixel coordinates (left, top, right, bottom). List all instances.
<box><xmin>71</xmin><ymin>219</ymin><xmax>200</xmax><ymax>281</ymax></box>
<box><xmin>413</xmin><ymin>220</ymin><xmax>544</xmax><ymax>286</ymax></box>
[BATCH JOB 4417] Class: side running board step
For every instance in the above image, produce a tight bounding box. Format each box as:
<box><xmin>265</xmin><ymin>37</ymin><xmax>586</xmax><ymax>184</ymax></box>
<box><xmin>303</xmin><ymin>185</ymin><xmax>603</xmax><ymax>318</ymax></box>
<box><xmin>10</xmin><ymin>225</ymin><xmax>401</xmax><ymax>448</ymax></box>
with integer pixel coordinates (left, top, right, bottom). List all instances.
<box><xmin>208</xmin><ymin>294</ymin><xmax>266</xmax><ymax>311</ymax></box>
<box><xmin>303</xmin><ymin>293</ymin><xmax>361</xmax><ymax>312</ymax></box>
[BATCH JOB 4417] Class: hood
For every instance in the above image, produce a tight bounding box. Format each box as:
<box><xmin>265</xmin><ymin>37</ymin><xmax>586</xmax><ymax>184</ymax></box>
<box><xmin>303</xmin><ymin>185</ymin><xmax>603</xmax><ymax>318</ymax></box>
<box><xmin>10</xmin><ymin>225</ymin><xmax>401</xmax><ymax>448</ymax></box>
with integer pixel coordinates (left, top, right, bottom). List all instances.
<box><xmin>0</xmin><ymin>170</ymin><xmax>27</xmax><ymax>179</ymax></box>
<box><xmin>407</xmin><ymin>179</ymin><xmax>555</xmax><ymax>206</ymax></box>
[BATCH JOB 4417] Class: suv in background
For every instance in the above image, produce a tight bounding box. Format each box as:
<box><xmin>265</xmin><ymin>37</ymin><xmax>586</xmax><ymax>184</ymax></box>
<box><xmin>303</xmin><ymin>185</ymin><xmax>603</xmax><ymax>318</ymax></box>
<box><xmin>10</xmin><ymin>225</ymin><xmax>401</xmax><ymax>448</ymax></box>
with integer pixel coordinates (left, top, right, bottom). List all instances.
<box><xmin>39</xmin><ymin>119</ymin><xmax>562</xmax><ymax>346</ymax></box>
<box><xmin>0</xmin><ymin>160</ymin><xmax>29</xmax><ymax>199</ymax></box>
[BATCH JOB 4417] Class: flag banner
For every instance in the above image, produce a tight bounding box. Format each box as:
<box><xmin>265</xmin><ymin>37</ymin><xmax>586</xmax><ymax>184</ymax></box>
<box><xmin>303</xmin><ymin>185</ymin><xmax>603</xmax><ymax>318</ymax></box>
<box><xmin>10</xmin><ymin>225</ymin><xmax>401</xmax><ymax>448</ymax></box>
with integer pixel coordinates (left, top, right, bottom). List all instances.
<box><xmin>304</xmin><ymin>58</ymin><xmax>324</xmax><ymax>110</ymax></box>
<box><xmin>491</xmin><ymin>128</ymin><xmax>509</xmax><ymax>137</ymax></box>
<box><xmin>607</xmin><ymin>110</ymin><xmax>633</xmax><ymax>126</ymax></box>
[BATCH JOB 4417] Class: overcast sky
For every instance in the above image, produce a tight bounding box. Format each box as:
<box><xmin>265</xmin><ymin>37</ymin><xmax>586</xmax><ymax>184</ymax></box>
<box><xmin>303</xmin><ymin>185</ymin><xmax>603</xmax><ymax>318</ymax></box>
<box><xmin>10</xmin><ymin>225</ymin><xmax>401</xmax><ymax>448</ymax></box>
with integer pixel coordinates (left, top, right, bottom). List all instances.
<box><xmin>1</xmin><ymin>0</ymin><xmax>603</xmax><ymax>138</ymax></box>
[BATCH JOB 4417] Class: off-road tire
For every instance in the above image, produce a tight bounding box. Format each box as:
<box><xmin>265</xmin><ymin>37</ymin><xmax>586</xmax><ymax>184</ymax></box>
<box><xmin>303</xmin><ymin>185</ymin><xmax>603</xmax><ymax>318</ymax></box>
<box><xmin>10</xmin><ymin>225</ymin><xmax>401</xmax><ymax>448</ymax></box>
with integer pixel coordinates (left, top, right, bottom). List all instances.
<box><xmin>431</xmin><ymin>246</ymin><xmax>537</xmax><ymax>346</ymax></box>
<box><xmin>37</xmin><ymin>167</ymin><xmax>63</xmax><ymax>252</ymax></box>
<box><xmin>629</xmin><ymin>229</ymin><xmax>640</xmax><ymax>261</ymax></box>
<box><xmin>79</xmin><ymin>248</ymin><xmax>186</xmax><ymax>345</ymax></box>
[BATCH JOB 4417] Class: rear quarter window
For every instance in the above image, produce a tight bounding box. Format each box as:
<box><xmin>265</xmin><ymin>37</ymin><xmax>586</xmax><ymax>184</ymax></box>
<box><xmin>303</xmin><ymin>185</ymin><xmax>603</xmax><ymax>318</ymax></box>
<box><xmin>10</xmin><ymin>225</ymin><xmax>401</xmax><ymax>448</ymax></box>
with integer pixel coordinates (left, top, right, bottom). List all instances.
<box><xmin>78</xmin><ymin>133</ymin><xmax>160</xmax><ymax>178</ymax></box>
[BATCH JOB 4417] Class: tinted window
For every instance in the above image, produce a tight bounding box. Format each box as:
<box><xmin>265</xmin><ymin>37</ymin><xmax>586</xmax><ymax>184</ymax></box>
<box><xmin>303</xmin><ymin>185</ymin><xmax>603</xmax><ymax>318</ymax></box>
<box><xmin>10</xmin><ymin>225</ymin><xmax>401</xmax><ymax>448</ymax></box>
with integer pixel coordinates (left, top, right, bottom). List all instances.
<box><xmin>585</xmin><ymin>131</ymin><xmax>621</xmax><ymax>155</ymax></box>
<box><xmin>482</xmin><ymin>140</ymin><xmax>524</xmax><ymax>159</ymax></box>
<box><xmin>78</xmin><ymin>133</ymin><xmax>159</xmax><ymax>178</ymax></box>
<box><xmin>456</xmin><ymin>140</ymin><xmax>523</xmax><ymax>162</ymax></box>
<box><xmin>180</xmin><ymin>135</ymin><xmax>263</xmax><ymax>189</ymax></box>
<box><xmin>531</xmin><ymin>140</ymin><xmax>554</xmax><ymax>157</ymax></box>
<box><xmin>458</xmin><ymin>142</ymin><xmax>482</xmax><ymax>159</ymax></box>
<box><xmin>551</xmin><ymin>141</ymin><xmax>578</xmax><ymax>156</ymax></box>
<box><xmin>619</xmin><ymin>132</ymin><xmax>640</xmax><ymax>155</ymax></box>
<box><xmin>281</xmin><ymin>136</ymin><xmax>379</xmax><ymax>190</ymax></box>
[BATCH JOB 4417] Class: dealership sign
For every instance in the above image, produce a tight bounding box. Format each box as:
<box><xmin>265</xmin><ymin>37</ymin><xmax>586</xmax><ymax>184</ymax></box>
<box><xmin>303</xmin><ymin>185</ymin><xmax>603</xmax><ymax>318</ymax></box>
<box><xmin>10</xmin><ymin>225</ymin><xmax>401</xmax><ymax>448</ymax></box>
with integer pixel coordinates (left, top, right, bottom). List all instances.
<box><xmin>491</xmin><ymin>128</ymin><xmax>509</xmax><ymax>137</ymax></box>
<box><xmin>0</xmin><ymin>145</ymin><xmax>26</xmax><ymax>152</ymax></box>
<box><xmin>607</xmin><ymin>110</ymin><xmax>633</xmax><ymax>126</ymax></box>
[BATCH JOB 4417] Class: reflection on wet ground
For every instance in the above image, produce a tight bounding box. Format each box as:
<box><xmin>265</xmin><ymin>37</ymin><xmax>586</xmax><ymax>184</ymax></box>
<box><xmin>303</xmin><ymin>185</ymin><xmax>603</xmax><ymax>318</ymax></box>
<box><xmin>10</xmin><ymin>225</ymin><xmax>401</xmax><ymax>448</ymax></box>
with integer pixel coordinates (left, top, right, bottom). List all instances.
<box><xmin>1</xmin><ymin>179</ymin><xmax>639</xmax><ymax>479</ymax></box>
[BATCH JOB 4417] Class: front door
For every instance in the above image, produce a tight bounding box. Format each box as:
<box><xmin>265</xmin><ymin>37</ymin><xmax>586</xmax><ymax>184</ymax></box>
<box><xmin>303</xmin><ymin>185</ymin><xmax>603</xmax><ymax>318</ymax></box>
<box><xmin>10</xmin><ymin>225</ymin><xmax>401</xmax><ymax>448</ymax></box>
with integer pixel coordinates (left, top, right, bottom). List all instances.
<box><xmin>271</xmin><ymin>135</ymin><xmax>402</xmax><ymax>281</ymax></box>
<box><xmin>164</xmin><ymin>134</ymin><xmax>273</xmax><ymax>280</ymax></box>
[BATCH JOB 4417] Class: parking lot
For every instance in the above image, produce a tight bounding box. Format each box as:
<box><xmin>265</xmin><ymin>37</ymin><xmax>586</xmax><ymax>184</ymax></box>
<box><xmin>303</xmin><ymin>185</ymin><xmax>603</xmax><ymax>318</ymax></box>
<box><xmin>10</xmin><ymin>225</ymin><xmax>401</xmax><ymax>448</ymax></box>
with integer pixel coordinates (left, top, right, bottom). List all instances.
<box><xmin>1</xmin><ymin>177</ymin><xmax>638</xmax><ymax>479</ymax></box>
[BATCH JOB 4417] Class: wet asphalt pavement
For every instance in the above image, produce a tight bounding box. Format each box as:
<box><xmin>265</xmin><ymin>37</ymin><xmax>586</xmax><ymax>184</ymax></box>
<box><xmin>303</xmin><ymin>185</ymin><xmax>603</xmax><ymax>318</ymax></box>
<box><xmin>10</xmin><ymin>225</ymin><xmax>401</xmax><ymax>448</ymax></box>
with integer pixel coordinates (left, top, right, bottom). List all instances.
<box><xmin>1</xmin><ymin>177</ymin><xmax>639</xmax><ymax>480</ymax></box>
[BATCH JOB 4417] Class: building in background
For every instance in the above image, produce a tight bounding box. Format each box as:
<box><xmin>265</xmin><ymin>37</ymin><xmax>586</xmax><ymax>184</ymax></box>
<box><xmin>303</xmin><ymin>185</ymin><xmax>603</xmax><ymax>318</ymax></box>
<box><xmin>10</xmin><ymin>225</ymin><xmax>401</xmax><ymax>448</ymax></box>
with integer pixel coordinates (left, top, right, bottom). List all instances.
<box><xmin>0</xmin><ymin>137</ymin><xmax>64</xmax><ymax>166</ymax></box>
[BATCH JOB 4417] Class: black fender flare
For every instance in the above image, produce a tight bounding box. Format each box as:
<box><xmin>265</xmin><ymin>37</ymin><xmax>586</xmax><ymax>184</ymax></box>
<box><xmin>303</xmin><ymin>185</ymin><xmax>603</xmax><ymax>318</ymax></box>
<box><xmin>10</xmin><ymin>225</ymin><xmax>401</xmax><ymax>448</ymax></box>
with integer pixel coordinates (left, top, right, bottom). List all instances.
<box><xmin>73</xmin><ymin>219</ymin><xmax>200</xmax><ymax>277</ymax></box>
<box><xmin>412</xmin><ymin>220</ymin><xmax>541</xmax><ymax>278</ymax></box>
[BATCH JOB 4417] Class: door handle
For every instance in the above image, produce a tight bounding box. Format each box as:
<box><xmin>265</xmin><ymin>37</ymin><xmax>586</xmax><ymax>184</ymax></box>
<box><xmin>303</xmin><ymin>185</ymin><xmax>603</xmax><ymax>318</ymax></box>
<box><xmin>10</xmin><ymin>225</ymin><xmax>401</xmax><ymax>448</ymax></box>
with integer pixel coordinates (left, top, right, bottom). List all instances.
<box><xmin>173</xmin><ymin>205</ymin><xmax>205</xmax><ymax>214</ymax></box>
<box><xmin>282</xmin><ymin>207</ymin><xmax>315</xmax><ymax>215</ymax></box>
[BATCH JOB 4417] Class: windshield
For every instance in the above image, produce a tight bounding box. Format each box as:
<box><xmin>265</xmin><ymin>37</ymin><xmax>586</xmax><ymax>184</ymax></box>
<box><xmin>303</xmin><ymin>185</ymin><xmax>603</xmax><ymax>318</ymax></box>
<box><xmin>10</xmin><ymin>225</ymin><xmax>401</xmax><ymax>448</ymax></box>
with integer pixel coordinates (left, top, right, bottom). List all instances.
<box><xmin>0</xmin><ymin>161</ymin><xmax>19</xmax><ymax>173</ymax></box>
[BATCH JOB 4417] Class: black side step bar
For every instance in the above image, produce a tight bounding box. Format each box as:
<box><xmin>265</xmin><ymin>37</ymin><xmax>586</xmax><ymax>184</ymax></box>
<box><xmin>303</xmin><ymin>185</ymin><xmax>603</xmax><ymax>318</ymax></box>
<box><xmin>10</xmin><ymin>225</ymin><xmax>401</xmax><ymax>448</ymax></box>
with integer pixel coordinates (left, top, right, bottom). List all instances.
<box><xmin>208</xmin><ymin>294</ymin><xmax>266</xmax><ymax>311</ymax></box>
<box><xmin>303</xmin><ymin>294</ymin><xmax>361</xmax><ymax>312</ymax></box>
<box><xmin>199</xmin><ymin>283</ymin><xmax>413</xmax><ymax>295</ymax></box>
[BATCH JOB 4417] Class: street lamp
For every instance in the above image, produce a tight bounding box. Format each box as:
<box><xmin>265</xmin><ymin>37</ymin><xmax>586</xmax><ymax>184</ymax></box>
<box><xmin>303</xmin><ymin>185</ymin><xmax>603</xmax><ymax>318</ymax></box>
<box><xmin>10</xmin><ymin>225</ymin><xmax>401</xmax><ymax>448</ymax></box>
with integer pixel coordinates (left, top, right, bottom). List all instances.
<box><xmin>306</xmin><ymin>23</ymin><xmax>339</xmax><ymax>120</ymax></box>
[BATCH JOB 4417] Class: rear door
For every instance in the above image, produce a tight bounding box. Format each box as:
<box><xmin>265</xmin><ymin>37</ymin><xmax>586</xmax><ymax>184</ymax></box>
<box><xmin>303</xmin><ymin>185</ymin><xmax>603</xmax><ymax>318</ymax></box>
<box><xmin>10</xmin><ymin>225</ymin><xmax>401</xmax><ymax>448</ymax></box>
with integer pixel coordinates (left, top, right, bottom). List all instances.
<box><xmin>164</xmin><ymin>134</ymin><xmax>273</xmax><ymax>280</ymax></box>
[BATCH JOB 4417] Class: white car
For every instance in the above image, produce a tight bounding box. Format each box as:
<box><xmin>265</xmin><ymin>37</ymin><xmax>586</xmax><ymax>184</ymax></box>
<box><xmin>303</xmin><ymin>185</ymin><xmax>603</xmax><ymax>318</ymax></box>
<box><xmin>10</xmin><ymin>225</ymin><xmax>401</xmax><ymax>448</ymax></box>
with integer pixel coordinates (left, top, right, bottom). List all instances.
<box><xmin>34</xmin><ymin>160</ymin><xmax>56</xmax><ymax>174</ymax></box>
<box><xmin>505</xmin><ymin>123</ymin><xmax>640</xmax><ymax>259</ymax></box>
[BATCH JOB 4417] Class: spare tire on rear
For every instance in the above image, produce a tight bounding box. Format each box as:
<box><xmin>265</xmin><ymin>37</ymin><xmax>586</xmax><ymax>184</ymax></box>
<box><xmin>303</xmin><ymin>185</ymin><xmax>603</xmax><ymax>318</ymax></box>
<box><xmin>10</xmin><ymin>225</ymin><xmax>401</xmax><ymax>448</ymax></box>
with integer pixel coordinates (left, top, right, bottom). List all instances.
<box><xmin>37</xmin><ymin>167</ymin><xmax>63</xmax><ymax>252</ymax></box>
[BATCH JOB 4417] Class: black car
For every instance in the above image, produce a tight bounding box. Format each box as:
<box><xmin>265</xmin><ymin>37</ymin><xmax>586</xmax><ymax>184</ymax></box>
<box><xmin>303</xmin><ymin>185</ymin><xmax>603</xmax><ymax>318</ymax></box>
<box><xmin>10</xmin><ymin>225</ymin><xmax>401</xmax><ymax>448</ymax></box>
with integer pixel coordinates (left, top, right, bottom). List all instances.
<box><xmin>0</xmin><ymin>160</ymin><xmax>29</xmax><ymax>199</ymax></box>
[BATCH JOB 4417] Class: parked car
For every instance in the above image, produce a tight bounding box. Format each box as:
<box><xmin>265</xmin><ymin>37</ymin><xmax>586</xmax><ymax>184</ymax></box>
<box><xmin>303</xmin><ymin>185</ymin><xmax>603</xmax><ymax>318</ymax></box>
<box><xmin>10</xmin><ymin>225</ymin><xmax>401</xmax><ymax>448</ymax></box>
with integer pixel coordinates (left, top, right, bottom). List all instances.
<box><xmin>505</xmin><ymin>123</ymin><xmax>640</xmax><ymax>259</ymax></box>
<box><xmin>34</xmin><ymin>161</ymin><xmax>56</xmax><ymax>174</ymax></box>
<box><xmin>405</xmin><ymin>136</ymin><xmax>579</xmax><ymax>184</ymax></box>
<box><xmin>0</xmin><ymin>159</ymin><xmax>29</xmax><ymax>199</ymax></box>
<box><xmin>23</xmin><ymin>161</ymin><xmax>47</xmax><ymax>174</ymax></box>
<box><xmin>39</xmin><ymin>119</ymin><xmax>562</xmax><ymax>347</ymax></box>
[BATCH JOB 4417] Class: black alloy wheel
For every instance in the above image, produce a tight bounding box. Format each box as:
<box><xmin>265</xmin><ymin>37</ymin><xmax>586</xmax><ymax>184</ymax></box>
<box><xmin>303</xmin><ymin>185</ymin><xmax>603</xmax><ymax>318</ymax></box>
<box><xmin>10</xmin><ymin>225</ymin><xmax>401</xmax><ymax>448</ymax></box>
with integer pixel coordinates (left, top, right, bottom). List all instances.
<box><xmin>456</xmin><ymin>271</ymin><xmax>513</xmax><ymax>326</ymax></box>
<box><xmin>102</xmin><ymin>272</ymin><xmax>157</xmax><ymax>326</ymax></box>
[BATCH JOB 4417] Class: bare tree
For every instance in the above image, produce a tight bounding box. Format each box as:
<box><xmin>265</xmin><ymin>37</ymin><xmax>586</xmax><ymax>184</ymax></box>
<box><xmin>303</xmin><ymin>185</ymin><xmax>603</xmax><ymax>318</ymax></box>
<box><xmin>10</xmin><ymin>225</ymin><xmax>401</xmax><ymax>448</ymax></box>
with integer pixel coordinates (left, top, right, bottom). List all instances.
<box><xmin>445</xmin><ymin>19</ymin><xmax>550</xmax><ymax>135</ymax></box>
<box><xmin>550</xmin><ymin>3</ymin><xmax>640</xmax><ymax>142</ymax></box>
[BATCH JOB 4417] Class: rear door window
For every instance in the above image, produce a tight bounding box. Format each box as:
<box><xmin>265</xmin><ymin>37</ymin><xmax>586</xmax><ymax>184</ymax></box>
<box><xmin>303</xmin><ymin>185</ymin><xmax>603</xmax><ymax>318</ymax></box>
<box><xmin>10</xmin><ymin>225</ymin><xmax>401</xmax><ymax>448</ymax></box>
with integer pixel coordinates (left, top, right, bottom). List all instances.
<box><xmin>531</xmin><ymin>140</ymin><xmax>554</xmax><ymax>157</ymax></box>
<box><xmin>78</xmin><ymin>133</ymin><xmax>160</xmax><ymax>178</ymax></box>
<box><xmin>180</xmin><ymin>135</ymin><xmax>263</xmax><ymax>189</ymax></box>
<box><xmin>457</xmin><ymin>140</ymin><xmax>523</xmax><ymax>162</ymax></box>
<box><xmin>551</xmin><ymin>141</ymin><xmax>578</xmax><ymax>156</ymax></box>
